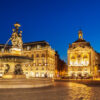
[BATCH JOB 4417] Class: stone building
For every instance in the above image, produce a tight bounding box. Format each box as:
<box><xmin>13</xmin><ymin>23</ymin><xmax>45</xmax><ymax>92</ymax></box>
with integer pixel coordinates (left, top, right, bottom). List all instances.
<box><xmin>67</xmin><ymin>30</ymin><xmax>100</xmax><ymax>79</ymax></box>
<box><xmin>22</xmin><ymin>41</ymin><xmax>56</xmax><ymax>78</ymax></box>
<box><xmin>0</xmin><ymin>23</ymin><xmax>56</xmax><ymax>78</ymax></box>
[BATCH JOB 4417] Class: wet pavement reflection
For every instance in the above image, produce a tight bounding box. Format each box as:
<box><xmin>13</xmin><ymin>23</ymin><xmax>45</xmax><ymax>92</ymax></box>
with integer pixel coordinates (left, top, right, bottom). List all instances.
<box><xmin>0</xmin><ymin>82</ymin><xmax>99</xmax><ymax>100</ymax></box>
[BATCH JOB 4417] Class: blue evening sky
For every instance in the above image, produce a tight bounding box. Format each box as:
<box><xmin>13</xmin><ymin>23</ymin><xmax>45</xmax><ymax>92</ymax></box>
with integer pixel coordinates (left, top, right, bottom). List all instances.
<box><xmin>0</xmin><ymin>0</ymin><xmax>100</xmax><ymax>61</ymax></box>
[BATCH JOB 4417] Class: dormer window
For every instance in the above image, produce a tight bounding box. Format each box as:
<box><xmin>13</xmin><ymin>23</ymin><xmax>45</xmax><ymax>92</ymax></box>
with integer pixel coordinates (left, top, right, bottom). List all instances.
<box><xmin>37</xmin><ymin>45</ymin><xmax>40</xmax><ymax>49</ymax></box>
<box><xmin>1</xmin><ymin>48</ymin><xmax>4</xmax><ymax>53</ymax></box>
<box><xmin>27</xmin><ymin>46</ymin><xmax>31</xmax><ymax>50</ymax></box>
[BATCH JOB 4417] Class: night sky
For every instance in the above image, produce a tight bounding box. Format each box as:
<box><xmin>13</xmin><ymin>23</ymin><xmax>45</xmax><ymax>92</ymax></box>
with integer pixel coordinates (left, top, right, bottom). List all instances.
<box><xmin>0</xmin><ymin>0</ymin><xmax>100</xmax><ymax>61</ymax></box>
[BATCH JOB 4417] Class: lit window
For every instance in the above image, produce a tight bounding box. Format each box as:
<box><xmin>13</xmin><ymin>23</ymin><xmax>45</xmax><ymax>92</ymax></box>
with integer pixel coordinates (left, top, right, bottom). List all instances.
<box><xmin>41</xmin><ymin>73</ymin><xmax>44</xmax><ymax>77</ymax></box>
<box><xmin>27</xmin><ymin>46</ymin><xmax>31</xmax><ymax>50</ymax></box>
<box><xmin>1</xmin><ymin>48</ymin><xmax>4</xmax><ymax>53</ymax></box>
<box><xmin>39</xmin><ymin>63</ymin><xmax>41</xmax><ymax>66</ymax></box>
<box><xmin>37</xmin><ymin>45</ymin><xmax>40</xmax><ymax>49</ymax></box>
<box><xmin>33</xmin><ymin>63</ymin><xmax>36</xmax><ymax>66</ymax></box>
<box><xmin>35</xmin><ymin>72</ymin><xmax>39</xmax><ymax>77</ymax></box>
<box><xmin>30</xmin><ymin>72</ymin><xmax>34</xmax><ymax>76</ymax></box>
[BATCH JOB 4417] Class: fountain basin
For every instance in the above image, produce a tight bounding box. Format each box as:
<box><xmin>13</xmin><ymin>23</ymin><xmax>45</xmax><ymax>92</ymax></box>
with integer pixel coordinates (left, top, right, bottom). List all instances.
<box><xmin>0</xmin><ymin>55</ymin><xmax>33</xmax><ymax>63</ymax></box>
<box><xmin>0</xmin><ymin>78</ymin><xmax>53</xmax><ymax>88</ymax></box>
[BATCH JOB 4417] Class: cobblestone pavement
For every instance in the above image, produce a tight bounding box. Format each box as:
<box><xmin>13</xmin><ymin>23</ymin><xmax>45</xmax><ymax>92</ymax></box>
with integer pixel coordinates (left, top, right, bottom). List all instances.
<box><xmin>0</xmin><ymin>82</ymin><xmax>100</xmax><ymax>100</ymax></box>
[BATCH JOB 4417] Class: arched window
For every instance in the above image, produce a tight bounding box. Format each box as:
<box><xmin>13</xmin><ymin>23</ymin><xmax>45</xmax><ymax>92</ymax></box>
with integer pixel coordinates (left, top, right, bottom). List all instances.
<box><xmin>36</xmin><ymin>54</ymin><xmax>39</xmax><ymax>57</ymax></box>
<box><xmin>77</xmin><ymin>55</ymin><xmax>81</xmax><ymax>59</ymax></box>
<box><xmin>83</xmin><ymin>55</ymin><xmax>87</xmax><ymax>59</ymax></box>
<box><xmin>71</xmin><ymin>56</ymin><xmax>75</xmax><ymax>59</ymax></box>
<box><xmin>41</xmin><ymin>54</ymin><xmax>45</xmax><ymax>57</ymax></box>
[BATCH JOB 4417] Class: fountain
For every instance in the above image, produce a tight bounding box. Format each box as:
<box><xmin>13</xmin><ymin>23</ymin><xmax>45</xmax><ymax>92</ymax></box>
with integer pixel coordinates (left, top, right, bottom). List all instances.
<box><xmin>0</xmin><ymin>23</ymin><xmax>53</xmax><ymax>88</ymax></box>
<box><xmin>0</xmin><ymin>22</ymin><xmax>33</xmax><ymax>79</ymax></box>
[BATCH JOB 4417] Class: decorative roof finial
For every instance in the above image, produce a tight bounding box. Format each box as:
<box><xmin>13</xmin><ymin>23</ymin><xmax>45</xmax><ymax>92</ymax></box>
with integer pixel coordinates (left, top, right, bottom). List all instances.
<box><xmin>78</xmin><ymin>30</ymin><xmax>83</xmax><ymax>40</ymax></box>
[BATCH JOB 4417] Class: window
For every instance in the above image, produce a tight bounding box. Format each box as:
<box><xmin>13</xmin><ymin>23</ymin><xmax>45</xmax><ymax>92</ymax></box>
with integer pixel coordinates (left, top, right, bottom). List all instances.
<box><xmin>41</xmin><ymin>73</ymin><xmax>44</xmax><ymax>77</ymax></box>
<box><xmin>83</xmin><ymin>55</ymin><xmax>89</xmax><ymax>66</ymax></box>
<box><xmin>27</xmin><ymin>46</ymin><xmax>31</xmax><ymax>50</ymax></box>
<box><xmin>1</xmin><ymin>48</ymin><xmax>4</xmax><ymax>53</ymax></box>
<box><xmin>37</xmin><ymin>45</ymin><xmax>40</xmax><ymax>49</ymax></box>
<box><xmin>71</xmin><ymin>56</ymin><xmax>75</xmax><ymax>59</ymax></box>
<box><xmin>36</xmin><ymin>68</ymin><xmax>38</xmax><ymax>70</ymax></box>
<box><xmin>41</xmin><ymin>54</ymin><xmax>45</xmax><ymax>57</ymax></box>
<box><xmin>77</xmin><ymin>55</ymin><xmax>81</xmax><ymax>58</ymax></box>
<box><xmin>83</xmin><ymin>55</ymin><xmax>87</xmax><ymax>59</ymax></box>
<box><xmin>39</xmin><ymin>63</ymin><xmax>41</xmax><ymax>66</ymax></box>
<box><xmin>35</xmin><ymin>72</ymin><xmax>39</xmax><ymax>77</ymax></box>
<box><xmin>42</xmin><ymin>68</ymin><xmax>44</xmax><ymax>70</ymax></box>
<box><xmin>36</xmin><ymin>54</ymin><xmax>39</xmax><ymax>57</ymax></box>
<box><xmin>33</xmin><ymin>63</ymin><xmax>36</xmax><ymax>66</ymax></box>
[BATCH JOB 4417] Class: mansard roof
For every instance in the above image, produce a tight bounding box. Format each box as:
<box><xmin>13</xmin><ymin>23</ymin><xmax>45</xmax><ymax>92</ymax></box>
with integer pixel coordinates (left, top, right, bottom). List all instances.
<box><xmin>24</xmin><ymin>40</ymin><xmax>49</xmax><ymax>44</ymax></box>
<box><xmin>23</xmin><ymin>41</ymin><xmax>50</xmax><ymax>47</ymax></box>
<box><xmin>23</xmin><ymin>40</ymin><xmax>50</xmax><ymax>46</ymax></box>
<box><xmin>0</xmin><ymin>41</ymin><xmax>50</xmax><ymax>50</ymax></box>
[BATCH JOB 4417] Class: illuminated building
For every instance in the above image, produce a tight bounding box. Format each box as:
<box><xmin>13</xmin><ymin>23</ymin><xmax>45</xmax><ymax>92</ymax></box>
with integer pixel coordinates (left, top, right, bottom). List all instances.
<box><xmin>23</xmin><ymin>41</ymin><xmax>56</xmax><ymax>78</ymax></box>
<box><xmin>67</xmin><ymin>30</ymin><xmax>100</xmax><ymax>78</ymax></box>
<box><xmin>0</xmin><ymin>23</ymin><xmax>56</xmax><ymax>78</ymax></box>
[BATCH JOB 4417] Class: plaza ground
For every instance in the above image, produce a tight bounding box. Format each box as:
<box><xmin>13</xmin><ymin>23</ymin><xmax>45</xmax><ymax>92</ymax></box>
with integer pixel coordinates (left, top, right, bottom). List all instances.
<box><xmin>0</xmin><ymin>82</ymin><xmax>100</xmax><ymax>100</ymax></box>
<box><xmin>55</xmin><ymin>79</ymin><xmax>100</xmax><ymax>85</ymax></box>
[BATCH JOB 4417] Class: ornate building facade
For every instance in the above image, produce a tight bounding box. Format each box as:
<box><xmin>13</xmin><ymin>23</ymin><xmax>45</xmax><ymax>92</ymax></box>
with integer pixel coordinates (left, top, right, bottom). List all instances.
<box><xmin>0</xmin><ymin>23</ymin><xmax>56</xmax><ymax>78</ymax></box>
<box><xmin>22</xmin><ymin>41</ymin><xmax>56</xmax><ymax>78</ymax></box>
<box><xmin>67</xmin><ymin>30</ymin><xmax>100</xmax><ymax>78</ymax></box>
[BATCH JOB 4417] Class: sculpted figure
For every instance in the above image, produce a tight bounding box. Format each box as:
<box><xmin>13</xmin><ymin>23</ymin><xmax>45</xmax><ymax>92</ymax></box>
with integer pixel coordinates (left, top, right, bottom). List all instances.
<box><xmin>11</xmin><ymin>23</ymin><xmax>23</xmax><ymax>49</ymax></box>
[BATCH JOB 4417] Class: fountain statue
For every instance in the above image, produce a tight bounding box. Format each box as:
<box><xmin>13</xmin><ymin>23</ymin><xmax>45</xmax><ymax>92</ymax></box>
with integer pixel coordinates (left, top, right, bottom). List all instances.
<box><xmin>10</xmin><ymin>23</ymin><xmax>23</xmax><ymax>54</ymax></box>
<box><xmin>0</xmin><ymin>22</ymin><xmax>33</xmax><ymax>79</ymax></box>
